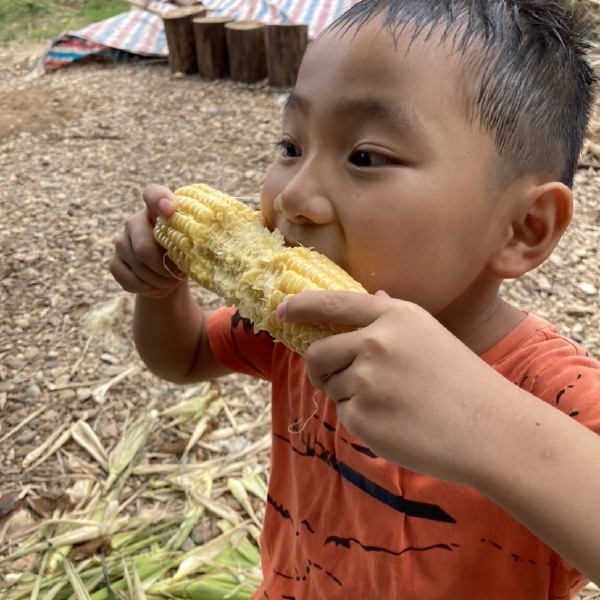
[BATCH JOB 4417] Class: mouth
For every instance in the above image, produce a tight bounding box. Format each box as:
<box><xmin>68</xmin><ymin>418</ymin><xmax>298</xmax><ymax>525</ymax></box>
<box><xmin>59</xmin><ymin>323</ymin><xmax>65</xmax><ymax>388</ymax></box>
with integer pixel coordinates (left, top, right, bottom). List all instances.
<box><xmin>276</xmin><ymin>225</ymin><xmax>330</xmax><ymax>260</ymax></box>
<box><xmin>274</xmin><ymin>225</ymin><xmax>302</xmax><ymax>249</ymax></box>
<box><xmin>282</xmin><ymin>235</ymin><xmax>301</xmax><ymax>248</ymax></box>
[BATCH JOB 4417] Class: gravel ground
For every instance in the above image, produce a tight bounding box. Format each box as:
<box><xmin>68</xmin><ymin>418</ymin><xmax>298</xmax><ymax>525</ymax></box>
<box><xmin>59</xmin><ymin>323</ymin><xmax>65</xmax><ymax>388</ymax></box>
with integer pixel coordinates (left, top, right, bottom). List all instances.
<box><xmin>0</xmin><ymin>41</ymin><xmax>599</xmax><ymax>596</ymax></box>
<box><xmin>0</xmin><ymin>48</ymin><xmax>279</xmax><ymax>484</ymax></box>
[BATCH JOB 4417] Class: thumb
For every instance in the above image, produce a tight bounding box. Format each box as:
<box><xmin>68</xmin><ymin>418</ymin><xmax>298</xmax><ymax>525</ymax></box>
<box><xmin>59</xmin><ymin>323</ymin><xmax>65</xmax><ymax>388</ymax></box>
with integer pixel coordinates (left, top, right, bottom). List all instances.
<box><xmin>157</xmin><ymin>196</ymin><xmax>178</xmax><ymax>217</ymax></box>
<box><xmin>375</xmin><ymin>290</ymin><xmax>391</xmax><ymax>298</ymax></box>
<box><xmin>143</xmin><ymin>184</ymin><xmax>177</xmax><ymax>224</ymax></box>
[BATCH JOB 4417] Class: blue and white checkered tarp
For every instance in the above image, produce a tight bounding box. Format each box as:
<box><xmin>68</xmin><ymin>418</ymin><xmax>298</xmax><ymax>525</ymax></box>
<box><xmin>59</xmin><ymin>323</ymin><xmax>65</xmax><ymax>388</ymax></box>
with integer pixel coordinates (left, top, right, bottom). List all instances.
<box><xmin>201</xmin><ymin>0</ymin><xmax>358</xmax><ymax>38</ymax></box>
<box><xmin>41</xmin><ymin>0</ymin><xmax>360</xmax><ymax>72</ymax></box>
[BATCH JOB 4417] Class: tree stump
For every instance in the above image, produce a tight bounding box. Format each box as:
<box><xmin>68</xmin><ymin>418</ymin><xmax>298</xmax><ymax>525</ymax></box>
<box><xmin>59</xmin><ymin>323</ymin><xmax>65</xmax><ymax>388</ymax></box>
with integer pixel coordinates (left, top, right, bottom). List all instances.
<box><xmin>162</xmin><ymin>6</ymin><xmax>207</xmax><ymax>76</ymax></box>
<box><xmin>225</xmin><ymin>21</ymin><xmax>267</xmax><ymax>84</ymax></box>
<box><xmin>266</xmin><ymin>24</ymin><xmax>309</xmax><ymax>88</ymax></box>
<box><xmin>193</xmin><ymin>16</ymin><xmax>233</xmax><ymax>80</ymax></box>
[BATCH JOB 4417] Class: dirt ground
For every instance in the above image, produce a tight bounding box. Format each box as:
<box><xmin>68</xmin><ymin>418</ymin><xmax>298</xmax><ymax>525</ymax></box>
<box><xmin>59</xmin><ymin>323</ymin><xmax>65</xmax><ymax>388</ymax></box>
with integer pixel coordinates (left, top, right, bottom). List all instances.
<box><xmin>0</xmin><ymin>39</ymin><xmax>599</xmax><ymax>596</ymax></box>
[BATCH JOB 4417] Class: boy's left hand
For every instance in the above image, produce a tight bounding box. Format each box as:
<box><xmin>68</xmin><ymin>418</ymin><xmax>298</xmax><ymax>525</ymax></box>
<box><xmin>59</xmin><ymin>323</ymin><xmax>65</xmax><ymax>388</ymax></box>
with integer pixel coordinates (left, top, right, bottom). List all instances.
<box><xmin>276</xmin><ymin>291</ymin><xmax>500</xmax><ymax>483</ymax></box>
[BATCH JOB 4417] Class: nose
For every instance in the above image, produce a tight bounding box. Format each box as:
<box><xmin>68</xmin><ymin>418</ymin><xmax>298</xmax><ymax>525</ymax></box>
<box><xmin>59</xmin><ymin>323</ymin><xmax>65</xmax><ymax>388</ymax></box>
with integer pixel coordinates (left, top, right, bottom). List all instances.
<box><xmin>271</xmin><ymin>160</ymin><xmax>335</xmax><ymax>226</ymax></box>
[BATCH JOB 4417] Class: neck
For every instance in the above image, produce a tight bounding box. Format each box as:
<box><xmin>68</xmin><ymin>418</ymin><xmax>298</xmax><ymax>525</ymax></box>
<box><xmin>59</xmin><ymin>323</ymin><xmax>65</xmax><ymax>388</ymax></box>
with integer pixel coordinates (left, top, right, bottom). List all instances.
<box><xmin>437</xmin><ymin>286</ymin><xmax>526</xmax><ymax>356</ymax></box>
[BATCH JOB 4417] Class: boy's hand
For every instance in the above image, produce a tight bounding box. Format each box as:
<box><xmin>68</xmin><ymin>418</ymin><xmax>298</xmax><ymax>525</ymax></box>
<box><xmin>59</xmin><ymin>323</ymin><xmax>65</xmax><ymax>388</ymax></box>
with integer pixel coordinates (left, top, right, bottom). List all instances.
<box><xmin>109</xmin><ymin>184</ymin><xmax>186</xmax><ymax>299</ymax></box>
<box><xmin>277</xmin><ymin>291</ymin><xmax>502</xmax><ymax>483</ymax></box>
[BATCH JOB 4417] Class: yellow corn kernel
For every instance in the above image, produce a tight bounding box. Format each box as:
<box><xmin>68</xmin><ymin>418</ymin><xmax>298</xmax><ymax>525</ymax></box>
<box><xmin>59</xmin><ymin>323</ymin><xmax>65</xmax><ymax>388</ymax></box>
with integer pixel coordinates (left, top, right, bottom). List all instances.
<box><xmin>154</xmin><ymin>183</ymin><xmax>367</xmax><ymax>355</ymax></box>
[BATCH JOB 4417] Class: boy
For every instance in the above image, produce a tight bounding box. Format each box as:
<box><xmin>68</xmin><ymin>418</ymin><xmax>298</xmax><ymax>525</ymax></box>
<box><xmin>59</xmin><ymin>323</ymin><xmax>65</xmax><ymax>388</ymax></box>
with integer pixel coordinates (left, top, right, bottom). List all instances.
<box><xmin>110</xmin><ymin>0</ymin><xmax>600</xmax><ymax>598</ymax></box>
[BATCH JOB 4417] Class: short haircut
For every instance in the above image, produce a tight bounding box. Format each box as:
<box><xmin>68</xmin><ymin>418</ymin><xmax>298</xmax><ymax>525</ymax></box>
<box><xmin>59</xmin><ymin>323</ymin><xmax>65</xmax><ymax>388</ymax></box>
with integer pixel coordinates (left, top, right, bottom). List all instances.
<box><xmin>330</xmin><ymin>0</ymin><xmax>597</xmax><ymax>187</ymax></box>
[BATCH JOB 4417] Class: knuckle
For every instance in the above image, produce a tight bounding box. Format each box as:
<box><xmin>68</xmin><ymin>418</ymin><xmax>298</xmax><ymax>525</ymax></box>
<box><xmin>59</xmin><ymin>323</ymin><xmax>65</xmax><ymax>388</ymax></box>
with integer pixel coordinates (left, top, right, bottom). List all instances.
<box><xmin>107</xmin><ymin>256</ymin><xmax>120</xmax><ymax>278</ymax></box>
<box><xmin>341</xmin><ymin>405</ymin><xmax>366</xmax><ymax>441</ymax></box>
<box><xmin>135</xmin><ymin>236</ymin><xmax>155</xmax><ymax>259</ymax></box>
<box><xmin>321</xmin><ymin>291</ymin><xmax>345</xmax><ymax>315</ymax></box>
<box><xmin>359</xmin><ymin>329</ymin><xmax>387</xmax><ymax>358</ymax></box>
<box><xmin>305</xmin><ymin>339</ymin><xmax>321</xmax><ymax>363</ymax></box>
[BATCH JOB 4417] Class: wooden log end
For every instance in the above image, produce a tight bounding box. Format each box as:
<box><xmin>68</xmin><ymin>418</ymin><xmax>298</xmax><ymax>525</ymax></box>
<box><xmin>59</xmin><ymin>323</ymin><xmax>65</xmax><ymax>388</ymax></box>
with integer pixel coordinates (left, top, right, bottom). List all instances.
<box><xmin>162</xmin><ymin>6</ymin><xmax>207</xmax><ymax>20</ymax></box>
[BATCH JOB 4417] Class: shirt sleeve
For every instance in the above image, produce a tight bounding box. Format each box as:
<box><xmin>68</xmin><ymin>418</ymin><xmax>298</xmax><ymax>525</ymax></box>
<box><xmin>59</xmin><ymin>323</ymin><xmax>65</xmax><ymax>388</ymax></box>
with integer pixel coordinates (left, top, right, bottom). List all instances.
<box><xmin>528</xmin><ymin>345</ymin><xmax>600</xmax><ymax>435</ymax></box>
<box><xmin>206</xmin><ymin>305</ymin><xmax>276</xmax><ymax>381</ymax></box>
<box><xmin>485</xmin><ymin>313</ymin><xmax>600</xmax><ymax>436</ymax></box>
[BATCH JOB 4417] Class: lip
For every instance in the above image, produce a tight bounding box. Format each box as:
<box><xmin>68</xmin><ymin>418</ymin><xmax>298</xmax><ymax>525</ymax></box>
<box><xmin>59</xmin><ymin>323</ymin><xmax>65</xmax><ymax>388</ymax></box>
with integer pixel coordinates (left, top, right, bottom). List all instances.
<box><xmin>282</xmin><ymin>235</ymin><xmax>301</xmax><ymax>248</ymax></box>
<box><xmin>276</xmin><ymin>223</ymin><xmax>326</xmax><ymax>256</ymax></box>
<box><xmin>274</xmin><ymin>225</ymin><xmax>301</xmax><ymax>248</ymax></box>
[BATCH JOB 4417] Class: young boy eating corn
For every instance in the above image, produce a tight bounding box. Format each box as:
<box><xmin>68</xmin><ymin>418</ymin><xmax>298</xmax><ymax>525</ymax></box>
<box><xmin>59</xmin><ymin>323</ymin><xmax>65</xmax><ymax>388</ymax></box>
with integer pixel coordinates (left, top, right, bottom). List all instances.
<box><xmin>110</xmin><ymin>0</ymin><xmax>600</xmax><ymax>597</ymax></box>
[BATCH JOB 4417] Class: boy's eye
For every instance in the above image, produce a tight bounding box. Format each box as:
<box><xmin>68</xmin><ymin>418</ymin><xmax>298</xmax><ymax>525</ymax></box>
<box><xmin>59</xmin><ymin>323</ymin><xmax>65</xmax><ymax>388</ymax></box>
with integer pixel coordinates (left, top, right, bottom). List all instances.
<box><xmin>276</xmin><ymin>141</ymin><xmax>301</xmax><ymax>159</ymax></box>
<box><xmin>349</xmin><ymin>150</ymin><xmax>394</xmax><ymax>167</ymax></box>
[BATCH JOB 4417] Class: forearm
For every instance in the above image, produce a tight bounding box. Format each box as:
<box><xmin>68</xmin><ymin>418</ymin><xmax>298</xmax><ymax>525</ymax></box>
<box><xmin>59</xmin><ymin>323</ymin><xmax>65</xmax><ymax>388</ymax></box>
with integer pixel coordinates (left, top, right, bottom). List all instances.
<box><xmin>133</xmin><ymin>283</ymin><xmax>223</xmax><ymax>383</ymax></box>
<box><xmin>470</xmin><ymin>377</ymin><xmax>600</xmax><ymax>584</ymax></box>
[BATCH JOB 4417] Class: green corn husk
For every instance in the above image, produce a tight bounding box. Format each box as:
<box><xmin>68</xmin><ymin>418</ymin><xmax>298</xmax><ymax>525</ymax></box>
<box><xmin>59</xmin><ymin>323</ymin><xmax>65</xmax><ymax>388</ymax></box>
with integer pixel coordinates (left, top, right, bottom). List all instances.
<box><xmin>62</xmin><ymin>559</ymin><xmax>94</xmax><ymax>600</ymax></box>
<box><xmin>121</xmin><ymin>558</ymin><xmax>148</xmax><ymax>600</ymax></box>
<box><xmin>71</xmin><ymin>420</ymin><xmax>110</xmax><ymax>472</ymax></box>
<box><xmin>1</xmin><ymin>396</ymin><xmax>266</xmax><ymax>600</ymax></box>
<box><xmin>150</xmin><ymin>571</ymin><xmax>257</xmax><ymax>600</ymax></box>
<box><xmin>105</xmin><ymin>411</ymin><xmax>157</xmax><ymax>491</ymax></box>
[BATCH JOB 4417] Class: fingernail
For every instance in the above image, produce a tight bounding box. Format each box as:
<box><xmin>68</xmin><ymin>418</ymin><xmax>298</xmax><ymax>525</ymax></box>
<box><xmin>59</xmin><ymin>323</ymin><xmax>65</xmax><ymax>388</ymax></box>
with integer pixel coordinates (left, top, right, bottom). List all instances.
<box><xmin>158</xmin><ymin>197</ymin><xmax>175</xmax><ymax>214</ymax></box>
<box><xmin>375</xmin><ymin>289</ymin><xmax>390</xmax><ymax>297</ymax></box>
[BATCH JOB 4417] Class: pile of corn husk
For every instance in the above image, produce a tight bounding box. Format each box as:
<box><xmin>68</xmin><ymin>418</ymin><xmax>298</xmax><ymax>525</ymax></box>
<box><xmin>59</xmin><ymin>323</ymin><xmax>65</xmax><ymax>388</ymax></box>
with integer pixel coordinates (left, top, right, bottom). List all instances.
<box><xmin>0</xmin><ymin>385</ymin><xmax>268</xmax><ymax>599</ymax></box>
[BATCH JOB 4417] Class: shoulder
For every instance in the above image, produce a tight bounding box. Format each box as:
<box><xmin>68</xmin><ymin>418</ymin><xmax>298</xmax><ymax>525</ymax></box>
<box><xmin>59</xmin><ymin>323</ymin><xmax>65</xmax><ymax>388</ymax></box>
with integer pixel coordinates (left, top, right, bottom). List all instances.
<box><xmin>484</xmin><ymin>312</ymin><xmax>600</xmax><ymax>431</ymax></box>
<box><xmin>206</xmin><ymin>305</ymin><xmax>301</xmax><ymax>380</ymax></box>
<box><xmin>484</xmin><ymin>312</ymin><xmax>596</xmax><ymax>371</ymax></box>
<box><xmin>206</xmin><ymin>305</ymin><xmax>278</xmax><ymax>379</ymax></box>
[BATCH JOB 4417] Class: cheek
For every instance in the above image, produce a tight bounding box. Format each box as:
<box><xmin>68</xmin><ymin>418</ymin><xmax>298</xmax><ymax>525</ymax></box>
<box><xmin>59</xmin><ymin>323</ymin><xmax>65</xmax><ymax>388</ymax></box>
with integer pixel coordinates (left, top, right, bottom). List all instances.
<box><xmin>345</xmin><ymin>217</ymin><xmax>458</xmax><ymax>298</ymax></box>
<box><xmin>344</xmin><ymin>222</ymin><xmax>409</xmax><ymax>289</ymax></box>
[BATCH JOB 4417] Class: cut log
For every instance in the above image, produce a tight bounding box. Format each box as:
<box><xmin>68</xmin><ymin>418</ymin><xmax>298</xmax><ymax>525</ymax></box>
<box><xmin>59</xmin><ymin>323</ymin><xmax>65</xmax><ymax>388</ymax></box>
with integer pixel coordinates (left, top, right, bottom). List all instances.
<box><xmin>193</xmin><ymin>16</ymin><xmax>233</xmax><ymax>80</ymax></box>
<box><xmin>162</xmin><ymin>6</ymin><xmax>207</xmax><ymax>76</ymax></box>
<box><xmin>266</xmin><ymin>24</ymin><xmax>308</xmax><ymax>88</ymax></box>
<box><xmin>225</xmin><ymin>21</ymin><xmax>267</xmax><ymax>83</ymax></box>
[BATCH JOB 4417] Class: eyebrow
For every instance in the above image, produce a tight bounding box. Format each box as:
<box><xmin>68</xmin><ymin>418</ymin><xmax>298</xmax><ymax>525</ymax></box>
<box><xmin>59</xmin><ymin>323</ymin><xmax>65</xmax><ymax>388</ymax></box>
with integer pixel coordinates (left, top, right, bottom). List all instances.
<box><xmin>284</xmin><ymin>93</ymin><xmax>425</xmax><ymax>137</ymax></box>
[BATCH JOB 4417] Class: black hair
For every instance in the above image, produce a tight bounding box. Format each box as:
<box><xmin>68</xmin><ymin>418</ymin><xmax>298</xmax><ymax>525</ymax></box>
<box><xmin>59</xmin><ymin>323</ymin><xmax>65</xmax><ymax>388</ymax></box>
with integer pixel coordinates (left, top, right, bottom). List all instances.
<box><xmin>329</xmin><ymin>0</ymin><xmax>597</xmax><ymax>187</ymax></box>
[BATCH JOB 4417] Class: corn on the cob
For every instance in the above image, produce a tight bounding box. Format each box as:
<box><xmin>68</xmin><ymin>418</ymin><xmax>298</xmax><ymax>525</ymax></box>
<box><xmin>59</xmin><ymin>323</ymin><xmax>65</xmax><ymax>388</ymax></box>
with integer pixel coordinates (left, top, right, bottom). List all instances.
<box><xmin>153</xmin><ymin>183</ymin><xmax>367</xmax><ymax>355</ymax></box>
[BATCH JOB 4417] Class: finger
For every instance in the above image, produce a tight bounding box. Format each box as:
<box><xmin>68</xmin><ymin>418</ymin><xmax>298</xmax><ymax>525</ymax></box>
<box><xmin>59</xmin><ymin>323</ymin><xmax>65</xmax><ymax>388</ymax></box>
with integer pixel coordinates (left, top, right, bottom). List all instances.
<box><xmin>112</xmin><ymin>243</ymin><xmax>182</xmax><ymax>292</ymax></box>
<box><xmin>316</xmin><ymin>365</ymin><xmax>354</xmax><ymax>404</ymax></box>
<box><xmin>122</xmin><ymin>215</ymin><xmax>174</xmax><ymax>278</ymax></box>
<box><xmin>277</xmin><ymin>290</ymin><xmax>394</xmax><ymax>329</ymax></box>
<box><xmin>114</xmin><ymin>221</ymin><xmax>179</xmax><ymax>285</ymax></box>
<box><xmin>123</xmin><ymin>228</ymin><xmax>184</xmax><ymax>285</ymax></box>
<box><xmin>143</xmin><ymin>184</ymin><xmax>177</xmax><ymax>224</ymax></box>
<box><xmin>304</xmin><ymin>329</ymin><xmax>360</xmax><ymax>391</ymax></box>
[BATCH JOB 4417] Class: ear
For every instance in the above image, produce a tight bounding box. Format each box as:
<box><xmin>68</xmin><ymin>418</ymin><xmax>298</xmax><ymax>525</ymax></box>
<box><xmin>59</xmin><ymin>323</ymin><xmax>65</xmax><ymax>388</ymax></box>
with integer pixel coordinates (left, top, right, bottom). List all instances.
<box><xmin>487</xmin><ymin>181</ymin><xmax>572</xmax><ymax>279</ymax></box>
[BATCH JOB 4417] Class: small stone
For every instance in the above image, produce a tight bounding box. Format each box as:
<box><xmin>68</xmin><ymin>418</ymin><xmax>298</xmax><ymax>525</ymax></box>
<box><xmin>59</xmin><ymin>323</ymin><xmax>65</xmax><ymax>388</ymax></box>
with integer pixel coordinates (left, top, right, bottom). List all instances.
<box><xmin>4</xmin><ymin>356</ymin><xmax>25</xmax><ymax>370</ymax></box>
<box><xmin>59</xmin><ymin>389</ymin><xmax>76</xmax><ymax>402</ymax></box>
<box><xmin>17</xmin><ymin>430</ymin><xmax>36</xmax><ymax>444</ymax></box>
<box><xmin>548</xmin><ymin>254</ymin><xmax>564</xmax><ymax>267</ymax></box>
<box><xmin>533</xmin><ymin>275</ymin><xmax>552</xmax><ymax>292</ymax></box>
<box><xmin>100</xmin><ymin>353</ymin><xmax>119</xmax><ymax>365</ymax></box>
<box><xmin>578</xmin><ymin>282</ymin><xmax>597</xmax><ymax>295</ymax></box>
<box><xmin>570</xmin><ymin>329</ymin><xmax>584</xmax><ymax>343</ymax></box>
<box><xmin>24</xmin><ymin>346</ymin><xmax>39</xmax><ymax>360</ymax></box>
<box><xmin>76</xmin><ymin>387</ymin><xmax>92</xmax><ymax>401</ymax></box>
<box><xmin>25</xmin><ymin>384</ymin><xmax>42</xmax><ymax>400</ymax></box>
<box><xmin>14</xmin><ymin>316</ymin><xmax>31</xmax><ymax>328</ymax></box>
<box><xmin>54</xmin><ymin>373</ymin><xmax>71</xmax><ymax>387</ymax></box>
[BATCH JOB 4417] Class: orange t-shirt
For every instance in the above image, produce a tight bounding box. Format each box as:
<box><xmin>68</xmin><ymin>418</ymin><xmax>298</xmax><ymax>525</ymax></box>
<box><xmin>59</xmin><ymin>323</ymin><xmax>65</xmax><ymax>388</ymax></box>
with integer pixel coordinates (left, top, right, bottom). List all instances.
<box><xmin>207</xmin><ymin>308</ymin><xmax>600</xmax><ymax>600</ymax></box>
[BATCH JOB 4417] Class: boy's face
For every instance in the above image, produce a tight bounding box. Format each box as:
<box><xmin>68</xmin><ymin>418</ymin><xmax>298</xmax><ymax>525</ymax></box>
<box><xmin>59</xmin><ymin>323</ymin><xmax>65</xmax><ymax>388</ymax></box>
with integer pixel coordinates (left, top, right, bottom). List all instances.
<box><xmin>260</xmin><ymin>19</ymin><xmax>517</xmax><ymax>319</ymax></box>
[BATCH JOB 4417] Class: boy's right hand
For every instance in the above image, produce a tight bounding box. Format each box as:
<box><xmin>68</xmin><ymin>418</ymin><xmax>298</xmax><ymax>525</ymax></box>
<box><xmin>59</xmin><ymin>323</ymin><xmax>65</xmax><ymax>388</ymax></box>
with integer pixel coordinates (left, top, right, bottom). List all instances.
<box><xmin>109</xmin><ymin>184</ymin><xmax>186</xmax><ymax>299</ymax></box>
